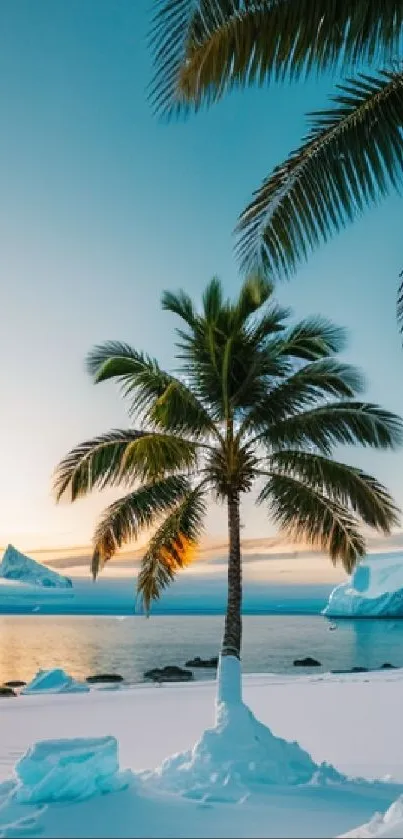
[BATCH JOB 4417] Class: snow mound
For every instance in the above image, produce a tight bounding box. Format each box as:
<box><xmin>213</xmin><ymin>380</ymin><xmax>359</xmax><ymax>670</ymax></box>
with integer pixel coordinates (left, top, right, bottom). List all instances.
<box><xmin>342</xmin><ymin>795</ymin><xmax>403</xmax><ymax>838</ymax></box>
<box><xmin>12</xmin><ymin>736</ymin><xmax>131</xmax><ymax>804</ymax></box>
<box><xmin>324</xmin><ymin>554</ymin><xmax>403</xmax><ymax>618</ymax></box>
<box><xmin>147</xmin><ymin>700</ymin><xmax>342</xmax><ymax>801</ymax></box>
<box><xmin>22</xmin><ymin>669</ymin><xmax>89</xmax><ymax>695</ymax></box>
<box><xmin>0</xmin><ymin>546</ymin><xmax>72</xmax><ymax>589</ymax></box>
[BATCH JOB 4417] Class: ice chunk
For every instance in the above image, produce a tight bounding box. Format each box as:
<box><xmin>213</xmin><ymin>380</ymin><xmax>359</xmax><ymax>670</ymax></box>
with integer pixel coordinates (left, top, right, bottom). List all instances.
<box><xmin>13</xmin><ymin>736</ymin><xmax>131</xmax><ymax>804</ymax></box>
<box><xmin>0</xmin><ymin>545</ymin><xmax>72</xmax><ymax>589</ymax></box>
<box><xmin>22</xmin><ymin>669</ymin><xmax>89</xmax><ymax>695</ymax></box>
<box><xmin>324</xmin><ymin>554</ymin><xmax>403</xmax><ymax>618</ymax></box>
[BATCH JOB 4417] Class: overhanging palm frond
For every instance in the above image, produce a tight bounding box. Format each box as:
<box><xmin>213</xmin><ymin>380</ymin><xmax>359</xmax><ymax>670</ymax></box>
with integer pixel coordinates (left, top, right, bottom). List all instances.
<box><xmin>259</xmin><ymin>473</ymin><xmax>365</xmax><ymax>572</ymax></box>
<box><xmin>265</xmin><ymin>402</ymin><xmax>403</xmax><ymax>455</ymax></box>
<box><xmin>268</xmin><ymin>450</ymin><xmax>400</xmax><ymax>532</ymax></box>
<box><xmin>237</xmin><ymin>70</ymin><xmax>403</xmax><ymax>277</ymax></box>
<box><xmin>137</xmin><ymin>485</ymin><xmax>206</xmax><ymax>611</ymax></box>
<box><xmin>149</xmin><ymin>0</ymin><xmax>403</xmax><ymax>115</ymax></box>
<box><xmin>91</xmin><ymin>475</ymin><xmax>192</xmax><ymax>578</ymax></box>
<box><xmin>86</xmin><ymin>341</ymin><xmax>215</xmax><ymax>437</ymax></box>
<box><xmin>53</xmin><ymin>429</ymin><xmax>198</xmax><ymax>501</ymax></box>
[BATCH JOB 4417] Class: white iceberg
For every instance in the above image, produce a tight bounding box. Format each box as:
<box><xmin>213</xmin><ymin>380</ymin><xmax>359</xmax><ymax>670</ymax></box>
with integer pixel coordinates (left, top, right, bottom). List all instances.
<box><xmin>22</xmin><ymin>669</ymin><xmax>89</xmax><ymax>695</ymax></box>
<box><xmin>323</xmin><ymin>553</ymin><xmax>403</xmax><ymax>618</ymax></box>
<box><xmin>0</xmin><ymin>545</ymin><xmax>72</xmax><ymax>589</ymax></box>
<box><xmin>12</xmin><ymin>736</ymin><xmax>131</xmax><ymax>804</ymax></box>
<box><xmin>342</xmin><ymin>794</ymin><xmax>403</xmax><ymax>838</ymax></box>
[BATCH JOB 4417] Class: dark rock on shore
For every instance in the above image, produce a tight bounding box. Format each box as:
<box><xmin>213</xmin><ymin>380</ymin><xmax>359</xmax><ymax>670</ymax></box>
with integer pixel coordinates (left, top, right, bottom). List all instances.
<box><xmin>144</xmin><ymin>666</ymin><xmax>193</xmax><ymax>683</ymax></box>
<box><xmin>381</xmin><ymin>662</ymin><xmax>396</xmax><ymax>669</ymax></box>
<box><xmin>0</xmin><ymin>686</ymin><xmax>16</xmax><ymax>696</ymax></box>
<box><xmin>4</xmin><ymin>680</ymin><xmax>26</xmax><ymax>688</ymax></box>
<box><xmin>185</xmin><ymin>656</ymin><xmax>218</xmax><ymax>669</ymax></box>
<box><xmin>86</xmin><ymin>673</ymin><xmax>123</xmax><ymax>684</ymax></box>
<box><xmin>293</xmin><ymin>657</ymin><xmax>321</xmax><ymax>667</ymax></box>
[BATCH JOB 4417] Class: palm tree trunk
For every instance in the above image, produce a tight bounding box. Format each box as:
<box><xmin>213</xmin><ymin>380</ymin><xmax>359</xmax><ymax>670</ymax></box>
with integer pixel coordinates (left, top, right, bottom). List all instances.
<box><xmin>218</xmin><ymin>490</ymin><xmax>242</xmax><ymax>705</ymax></box>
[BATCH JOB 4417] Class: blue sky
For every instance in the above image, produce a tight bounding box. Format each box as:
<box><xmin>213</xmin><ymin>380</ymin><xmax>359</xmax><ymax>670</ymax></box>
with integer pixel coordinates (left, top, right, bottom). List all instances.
<box><xmin>1</xmin><ymin>0</ymin><xmax>403</xmax><ymax>557</ymax></box>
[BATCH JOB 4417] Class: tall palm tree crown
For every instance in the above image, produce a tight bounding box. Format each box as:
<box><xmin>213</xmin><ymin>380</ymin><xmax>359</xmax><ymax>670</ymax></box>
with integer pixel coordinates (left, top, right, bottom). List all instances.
<box><xmin>150</xmin><ymin>2</ymin><xmax>403</xmax><ymax>315</ymax></box>
<box><xmin>55</xmin><ymin>276</ymin><xmax>402</xmax><ymax>668</ymax></box>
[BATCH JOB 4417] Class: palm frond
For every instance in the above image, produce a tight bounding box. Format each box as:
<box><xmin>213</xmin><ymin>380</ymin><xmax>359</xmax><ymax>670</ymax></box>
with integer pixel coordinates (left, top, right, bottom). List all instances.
<box><xmin>137</xmin><ymin>485</ymin><xmax>206</xmax><ymax>611</ymax></box>
<box><xmin>274</xmin><ymin>317</ymin><xmax>348</xmax><ymax>361</ymax></box>
<box><xmin>149</xmin><ymin>0</ymin><xmax>403</xmax><ymax>115</ymax></box>
<box><xmin>237</xmin><ymin>70</ymin><xmax>403</xmax><ymax>277</ymax></box>
<box><xmin>148</xmin><ymin>0</ymin><xmax>197</xmax><ymax>117</ymax></box>
<box><xmin>202</xmin><ymin>276</ymin><xmax>225</xmax><ymax>322</ymax></box>
<box><xmin>268</xmin><ymin>450</ymin><xmax>400</xmax><ymax>532</ymax></box>
<box><xmin>54</xmin><ymin>429</ymin><xmax>147</xmax><ymax>501</ymax></box>
<box><xmin>243</xmin><ymin>359</ymin><xmax>365</xmax><ymax>432</ymax></box>
<box><xmin>265</xmin><ymin>402</ymin><xmax>403</xmax><ymax>455</ymax></box>
<box><xmin>259</xmin><ymin>472</ymin><xmax>365</xmax><ymax>572</ymax></box>
<box><xmin>91</xmin><ymin>475</ymin><xmax>192</xmax><ymax>578</ymax></box>
<box><xmin>53</xmin><ymin>429</ymin><xmax>198</xmax><ymax>501</ymax></box>
<box><xmin>245</xmin><ymin>305</ymin><xmax>290</xmax><ymax>347</ymax></box>
<box><xmin>86</xmin><ymin>341</ymin><xmax>214</xmax><ymax>437</ymax></box>
<box><xmin>161</xmin><ymin>288</ymin><xmax>197</xmax><ymax>327</ymax></box>
<box><xmin>233</xmin><ymin>272</ymin><xmax>274</xmax><ymax>325</ymax></box>
<box><xmin>174</xmin><ymin>278</ymin><xmax>289</xmax><ymax>415</ymax></box>
<box><xmin>397</xmin><ymin>270</ymin><xmax>403</xmax><ymax>335</ymax></box>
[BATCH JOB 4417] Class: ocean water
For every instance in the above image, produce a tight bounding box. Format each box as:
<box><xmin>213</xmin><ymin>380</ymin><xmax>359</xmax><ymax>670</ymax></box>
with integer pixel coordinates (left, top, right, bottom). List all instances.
<box><xmin>0</xmin><ymin>614</ymin><xmax>402</xmax><ymax>685</ymax></box>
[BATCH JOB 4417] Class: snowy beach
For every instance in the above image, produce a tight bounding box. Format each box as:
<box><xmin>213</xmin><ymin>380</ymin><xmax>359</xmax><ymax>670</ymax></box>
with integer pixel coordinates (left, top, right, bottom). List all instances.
<box><xmin>1</xmin><ymin>669</ymin><xmax>403</xmax><ymax>838</ymax></box>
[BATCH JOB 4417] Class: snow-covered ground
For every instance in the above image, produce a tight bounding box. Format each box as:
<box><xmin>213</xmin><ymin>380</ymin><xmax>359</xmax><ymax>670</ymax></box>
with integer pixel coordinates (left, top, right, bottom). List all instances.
<box><xmin>0</xmin><ymin>670</ymin><xmax>403</xmax><ymax>838</ymax></box>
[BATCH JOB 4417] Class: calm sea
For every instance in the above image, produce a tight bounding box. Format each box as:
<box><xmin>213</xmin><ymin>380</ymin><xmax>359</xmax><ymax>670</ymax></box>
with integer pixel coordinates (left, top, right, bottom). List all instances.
<box><xmin>0</xmin><ymin>614</ymin><xmax>402</xmax><ymax>685</ymax></box>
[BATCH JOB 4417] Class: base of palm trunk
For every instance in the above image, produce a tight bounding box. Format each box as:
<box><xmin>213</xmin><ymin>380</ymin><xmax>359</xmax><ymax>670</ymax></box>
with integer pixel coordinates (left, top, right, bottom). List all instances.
<box><xmin>147</xmin><ymin>678</ymin><xmax>342</xmax><ymax>800</ymax></box>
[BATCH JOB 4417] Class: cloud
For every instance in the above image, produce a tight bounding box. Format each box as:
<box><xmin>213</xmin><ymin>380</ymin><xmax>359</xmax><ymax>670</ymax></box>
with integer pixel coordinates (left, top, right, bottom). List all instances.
<box><xmin>20</xmin><ymin>530</ymin><xmax>403</xmax><ymax>580</ymax></box>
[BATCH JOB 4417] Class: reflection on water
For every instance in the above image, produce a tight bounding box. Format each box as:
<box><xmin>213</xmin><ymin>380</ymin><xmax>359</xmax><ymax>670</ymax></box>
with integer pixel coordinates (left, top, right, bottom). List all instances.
<box><xmin>0</xmin><ymin>615</ymin><xmax>403</xmax><ymax>684</ymax></box>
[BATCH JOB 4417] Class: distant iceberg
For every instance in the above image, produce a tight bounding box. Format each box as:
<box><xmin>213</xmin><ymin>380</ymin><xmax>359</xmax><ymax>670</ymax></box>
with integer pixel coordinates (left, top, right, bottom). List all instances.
<box><xmin>323</xmin><ymin>553</ymin><xmax>403</xmax><ymax>617</ymax></box>
<box><xmin>0</xmin><ymin>544</ymin><xmax>72</xmax><ymax>588</ymax></box>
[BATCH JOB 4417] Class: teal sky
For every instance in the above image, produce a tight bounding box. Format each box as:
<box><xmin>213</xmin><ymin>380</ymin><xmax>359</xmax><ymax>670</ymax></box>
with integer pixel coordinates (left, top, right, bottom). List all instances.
<box><xmin>1</xmin><ymin>0</ymin><xmax>403</xmax><ymax>553</ymax></box>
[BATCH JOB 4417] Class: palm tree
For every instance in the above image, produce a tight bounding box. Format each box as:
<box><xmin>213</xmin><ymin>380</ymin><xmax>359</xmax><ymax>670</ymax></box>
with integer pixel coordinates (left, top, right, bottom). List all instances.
<box><xmin>54</xmin><ymin>275</ymin><xmax>402</xmax><ymax>703</ymax></box>
<box><xmin>150</xmin><ymin>2</ymin><xmax>403</xmax><ymax>315</ymax></box>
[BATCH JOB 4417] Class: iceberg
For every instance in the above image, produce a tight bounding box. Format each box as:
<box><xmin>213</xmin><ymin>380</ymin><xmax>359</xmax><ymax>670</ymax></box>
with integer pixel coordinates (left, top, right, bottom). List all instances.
<box><xmin>343</xmin><ymin>794</ymin><xmax>403</xmax><ymax>838</ymax></box>
<box><xmin>12</xmin><ymin>736</ymin><xmax>131</xmax><ymax>803</ymax></box>
<box><xmin>323</xmin><ymin>553</ymin><xmax>403</xmax><ymax>618</ymax></box>
<box><xmin>0</xmin><ymin>545</ymin><xmax>72</xmax><ymax>588</ymax></box>
<box><xmin>22</xmin><ymin>669</ymin><xmax>89</xmax><ymax>695</ymax></box>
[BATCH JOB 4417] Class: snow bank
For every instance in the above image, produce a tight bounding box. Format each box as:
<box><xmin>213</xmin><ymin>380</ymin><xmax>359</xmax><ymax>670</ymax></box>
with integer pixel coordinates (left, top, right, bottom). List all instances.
<box><xmin>323</xmin><ymin>554</ymin><xmax>403</xmax><ymax>617</ymax></box>
<box><xmin>0</xmin><ymin>546</ymin><xmax>72</xmax><ymax>589</ymax></box>
<box><xmin>22</xmin><ymin>669</ymin><xmax>89</xmax><ymax>695</ymax></box>
<box><xmin>12</xmin><ymin>736</ymin><xmax>131</xmax><ymax>804</ymax></box>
